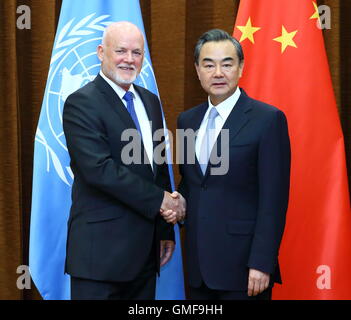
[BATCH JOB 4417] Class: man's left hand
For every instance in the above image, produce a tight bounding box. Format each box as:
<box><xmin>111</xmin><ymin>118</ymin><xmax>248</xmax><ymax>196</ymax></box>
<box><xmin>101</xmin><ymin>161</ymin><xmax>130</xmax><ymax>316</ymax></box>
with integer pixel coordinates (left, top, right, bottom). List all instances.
<box><xmin>247</xmin><ymin>268</ymin><xmax>270</xmax><ymax>296</ymax></box>
<box><xmin>160</xmin><ymin>240</ymin><xmax>175</xmax><ymax>267</ymax></box>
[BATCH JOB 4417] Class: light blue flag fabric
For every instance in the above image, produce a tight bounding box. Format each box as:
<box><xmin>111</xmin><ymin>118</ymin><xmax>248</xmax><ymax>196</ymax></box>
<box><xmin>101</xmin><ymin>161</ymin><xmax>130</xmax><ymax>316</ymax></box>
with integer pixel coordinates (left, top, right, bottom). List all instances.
<box><xmin>29</xmin><ymin>0</ymin><xmax>185</xmax><ymax>300</ymax></box>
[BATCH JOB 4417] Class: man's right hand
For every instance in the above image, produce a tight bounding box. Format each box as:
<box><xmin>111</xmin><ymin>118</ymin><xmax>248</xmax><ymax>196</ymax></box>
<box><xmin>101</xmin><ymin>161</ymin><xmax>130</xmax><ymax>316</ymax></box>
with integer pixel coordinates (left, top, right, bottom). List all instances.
<box><xmin>160</xmin><ymin>191</ymin><xmax>186</xmax><ymax>224</ymax></box>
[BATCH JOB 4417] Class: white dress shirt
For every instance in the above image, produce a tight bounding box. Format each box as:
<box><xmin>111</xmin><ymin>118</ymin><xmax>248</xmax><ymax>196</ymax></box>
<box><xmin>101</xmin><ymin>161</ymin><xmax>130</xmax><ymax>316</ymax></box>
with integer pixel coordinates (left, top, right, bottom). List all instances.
<box><xmin>195</xmin><ymin>87</ymin><xmax>241</xmax><ymax>163</ymax></box>
<box><xmin>100</xmin><ymin>71</ymin><xmax>154</xmax><ymax>170</ymax></box>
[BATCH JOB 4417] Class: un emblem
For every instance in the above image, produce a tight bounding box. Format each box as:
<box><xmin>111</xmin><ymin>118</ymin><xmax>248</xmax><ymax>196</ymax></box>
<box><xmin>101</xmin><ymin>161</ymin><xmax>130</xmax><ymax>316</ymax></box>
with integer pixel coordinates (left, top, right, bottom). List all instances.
<box><xmin>35</xmin><ymin>14</ymin><xmax>157</xmax><ymax>187</ymax></box>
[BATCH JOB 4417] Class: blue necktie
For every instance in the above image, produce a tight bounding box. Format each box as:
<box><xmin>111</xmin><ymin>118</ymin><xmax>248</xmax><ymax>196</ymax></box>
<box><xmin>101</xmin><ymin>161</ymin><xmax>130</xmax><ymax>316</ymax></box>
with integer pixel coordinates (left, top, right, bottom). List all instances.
<box><xmin>199</xmin><ymin>107</ymin><xmax>219</xmax><ymax>174</ymax></box>
<box><xmin>123</xmin><ymin>91</ymin><xmax>143</xmax><ymax>138</ymax></box>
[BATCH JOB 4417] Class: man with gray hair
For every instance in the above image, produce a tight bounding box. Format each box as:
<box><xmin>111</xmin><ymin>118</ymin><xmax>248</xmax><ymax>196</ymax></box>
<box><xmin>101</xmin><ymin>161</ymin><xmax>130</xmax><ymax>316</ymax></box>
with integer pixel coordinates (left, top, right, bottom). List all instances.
<box><xmin>178</xmin><ymin>29</ymin><xmax>291</xmax><ymax>300</ymax></box>
<box><xmin>63</xmin><ymin>21</ymin><xmax>185</xmax><ymax>299</ymax></box>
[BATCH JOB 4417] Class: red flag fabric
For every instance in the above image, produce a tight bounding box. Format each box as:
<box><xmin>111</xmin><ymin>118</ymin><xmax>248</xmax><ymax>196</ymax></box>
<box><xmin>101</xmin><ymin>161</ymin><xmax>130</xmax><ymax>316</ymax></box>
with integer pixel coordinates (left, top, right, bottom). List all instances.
<box><xmin>234</xmin><ymin>0</ymin><xmax>351</xmax><ymax>299</ymax></box>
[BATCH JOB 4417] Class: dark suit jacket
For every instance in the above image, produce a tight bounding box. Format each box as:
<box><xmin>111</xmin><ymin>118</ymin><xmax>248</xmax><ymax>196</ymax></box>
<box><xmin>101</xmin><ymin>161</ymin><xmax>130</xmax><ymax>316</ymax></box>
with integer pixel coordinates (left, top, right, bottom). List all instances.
<box><xmin>178</xmin><ymin>89</ymin><xmax>290</xmax><ymax>291</ymax></box>
<box><xmin>62</xmin><ymin>74</ymin><xmax>174</xmax><ymax>282</ymax></box>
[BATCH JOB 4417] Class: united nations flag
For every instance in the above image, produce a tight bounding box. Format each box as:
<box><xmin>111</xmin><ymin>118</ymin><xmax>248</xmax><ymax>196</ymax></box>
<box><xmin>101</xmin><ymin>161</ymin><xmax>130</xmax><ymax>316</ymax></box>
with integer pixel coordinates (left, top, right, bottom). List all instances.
<box><xmin>29</xmin><ymin>0</ymin><xmax>184</xmax><ymax>300</ymax></box>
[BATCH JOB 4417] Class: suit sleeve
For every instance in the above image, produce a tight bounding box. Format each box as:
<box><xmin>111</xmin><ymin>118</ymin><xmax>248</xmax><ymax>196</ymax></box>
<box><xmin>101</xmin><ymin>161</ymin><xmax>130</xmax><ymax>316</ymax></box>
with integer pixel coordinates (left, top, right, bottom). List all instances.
<box><xmin>176</xmin><ymin>113</ymin><xmax>189</xmax><ymax>230</ymax></box>
<box><xmin>155</xmin><ymin>143</ymin><xmax>175</xmax><ymax>242</ymax></box>
<box><xmin>248</xmin><ymin>110</ymin><xmax>291</xmax><ymax>274</ymax></box>
<box><xmin>177</xmin><ymin>113</ymin><xmax>189</xmax><ymax>198</ymax></box>
<box><xmin>63</xmin><ymin>92</ymin><xmax>165</xmax><ymax>221</ymax></box>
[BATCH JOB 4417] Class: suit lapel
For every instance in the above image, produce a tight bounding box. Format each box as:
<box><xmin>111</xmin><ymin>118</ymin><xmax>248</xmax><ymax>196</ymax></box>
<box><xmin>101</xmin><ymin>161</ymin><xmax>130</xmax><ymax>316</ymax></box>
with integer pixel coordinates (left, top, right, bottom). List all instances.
<box><xmin>93</xmin><ymin>75</ymin><xmax>153</xmax><ymax>174</ymax></box>
<box><xmin>134</xmin><ymin>85</ymin><xmax>162</xmax><ymax>146</ymax></box>
<box><xmin>221</xmin><ymin>89</ymin><xmax>252</xmax><ymax>144</ymax></box>
<box><xmin>93</xmin><ymin>74</ymin><xmax>135</xmax><ymax>129</ymax></box>
<box><xmin>134</xmin><ymin>84</ymin><xmax>161</xmax><ymax>177</ymax></box>
<box><xmin>189</xmin><ymin>102</ymin><xmax>208</xmax><ymax>133</ymax></box>
<box><xmin>185</xmin><ymin>102</ymin><xmax>209</xmax><ymax>179</ymax></box>
<box><xmin>203</xmin><ymin>89</ymin><xmax>252</xmax><ymax>180</ymax></box>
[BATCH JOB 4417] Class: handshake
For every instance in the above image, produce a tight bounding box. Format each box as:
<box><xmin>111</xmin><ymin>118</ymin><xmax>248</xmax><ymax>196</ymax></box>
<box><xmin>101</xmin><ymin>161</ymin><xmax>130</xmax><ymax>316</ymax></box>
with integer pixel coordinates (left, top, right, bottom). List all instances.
<box><xmin>160</xmin><ymin>191</ymin><xmax>186</xmax><ymax>224</ymax></box>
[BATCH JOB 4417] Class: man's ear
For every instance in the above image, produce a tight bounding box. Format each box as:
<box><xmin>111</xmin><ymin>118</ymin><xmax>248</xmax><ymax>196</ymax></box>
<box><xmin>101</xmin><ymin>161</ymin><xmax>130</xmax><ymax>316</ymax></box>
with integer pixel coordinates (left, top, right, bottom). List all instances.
<box><xmin>239</xmin><ymin>61</ymin><xmax>244</xmax><ymax>78</ymax></box>
<box><xmin>140</xmin><ymin>54</ymin><xmax>145</xmax><ymax>69</ymax></box>
<box><xmin>194</xmin><ymin>62</ymin><xmax>200</xmax><ymax>80</ymax></box>
<box><xmin>97</xmin><ymin>44</ymin><xmax>104</xmax><ymax>62</ymax></box>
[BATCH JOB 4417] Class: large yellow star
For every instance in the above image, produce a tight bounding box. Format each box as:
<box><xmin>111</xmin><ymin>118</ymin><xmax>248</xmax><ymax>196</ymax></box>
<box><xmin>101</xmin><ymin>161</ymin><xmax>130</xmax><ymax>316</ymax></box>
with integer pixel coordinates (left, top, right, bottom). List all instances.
<box><xmin>236</xmin><ymin>17</ymin><xmax>261</xmax><ymax>44</ymax></box>
<box><xmin>273</xmin><ymin>25</ymin><xmax>298</xmax><ymax>53</ymax></box>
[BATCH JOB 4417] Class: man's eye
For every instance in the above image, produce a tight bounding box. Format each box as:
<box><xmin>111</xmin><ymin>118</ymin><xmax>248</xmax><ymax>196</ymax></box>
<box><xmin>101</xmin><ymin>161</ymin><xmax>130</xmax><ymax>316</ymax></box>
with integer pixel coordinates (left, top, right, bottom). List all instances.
<box><xmin>204</xmin><ymin>65</ymin><xmax>214</xmax><ymax>68</ymax></box>
<box><xmin>223</xmin><ymin>64</ymin><xmax>232</xmax><ymax>68</ymax></box>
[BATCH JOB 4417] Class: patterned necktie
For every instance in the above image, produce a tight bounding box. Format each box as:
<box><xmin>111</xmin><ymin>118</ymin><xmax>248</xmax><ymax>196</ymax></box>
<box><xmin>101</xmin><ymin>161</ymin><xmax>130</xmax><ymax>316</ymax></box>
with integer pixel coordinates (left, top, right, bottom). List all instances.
<box><xmin>199</xmin><ymin>107</ymin><xmax>219</xmax><ymax>174</ymax></box>
<box><xmin>123</xmin><ymin>91</ymin><xmax>143</xmax><ymax>138</ymax></box>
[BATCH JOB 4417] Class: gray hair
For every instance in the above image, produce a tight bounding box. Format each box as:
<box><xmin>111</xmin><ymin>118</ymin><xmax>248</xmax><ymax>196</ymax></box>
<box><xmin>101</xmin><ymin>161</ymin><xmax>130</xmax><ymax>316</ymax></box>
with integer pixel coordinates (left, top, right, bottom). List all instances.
<box><xmin>194</xmin><ymin>29</ymin><xmax>244</xmax><ymax>65</ymax></box>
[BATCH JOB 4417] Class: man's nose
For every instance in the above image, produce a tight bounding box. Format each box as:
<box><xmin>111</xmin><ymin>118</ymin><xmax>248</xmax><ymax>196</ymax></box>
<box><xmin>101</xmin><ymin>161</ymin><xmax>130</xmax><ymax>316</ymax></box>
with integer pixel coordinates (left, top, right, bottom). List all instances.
<box><xmin>214</xmin><ymin>65</ymin><xmax>223</xmax><ymax>77</ymax></box>
<box><xmin>124</xmin><ymin>51</ymin><xmax>134</xmax><ymax>63</ymax></box>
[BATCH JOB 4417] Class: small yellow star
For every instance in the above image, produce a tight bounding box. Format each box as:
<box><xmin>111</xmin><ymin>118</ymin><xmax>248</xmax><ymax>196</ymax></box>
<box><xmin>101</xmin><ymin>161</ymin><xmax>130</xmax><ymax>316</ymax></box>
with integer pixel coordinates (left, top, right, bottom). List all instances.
<box><xmin>310</xmin><ymin>1</ymin><xmax>319</xmax><ymax>20</ymax></box>
<box><xmin>310</xmin><ymin>1</ymin><xmax>321</xmax><ymax>28</ymax></box>
<box><xmin>273</xmin><ymin>25</ymin><xmax>298</xmax><ymax>53</ymax></box>
<box><xmin>236</xmin><ymin>17</ymin><xmax>261</xmax><ymax>44</ymax></box>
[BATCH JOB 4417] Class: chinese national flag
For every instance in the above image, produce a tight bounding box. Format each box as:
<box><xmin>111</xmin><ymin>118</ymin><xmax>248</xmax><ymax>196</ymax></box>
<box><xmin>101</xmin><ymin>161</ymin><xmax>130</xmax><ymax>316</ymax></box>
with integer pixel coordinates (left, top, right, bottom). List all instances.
<box><xmin>234</xmin><ymin>0</ymin><xmax>351</xmax><ymax>299</ymax></box>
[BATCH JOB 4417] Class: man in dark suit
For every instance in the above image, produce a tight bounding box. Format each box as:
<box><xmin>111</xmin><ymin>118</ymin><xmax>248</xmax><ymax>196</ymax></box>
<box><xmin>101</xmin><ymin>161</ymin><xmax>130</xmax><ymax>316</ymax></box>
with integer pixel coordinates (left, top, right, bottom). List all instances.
<box><xmin>63</xmin><ymin>21</ymin><xmax>185</xmax><ymax>300</ymax></box>
<box><xmin>177</xmin><ymin>29</ymin><xmax>291</xmax><ymax>300</ymax></box>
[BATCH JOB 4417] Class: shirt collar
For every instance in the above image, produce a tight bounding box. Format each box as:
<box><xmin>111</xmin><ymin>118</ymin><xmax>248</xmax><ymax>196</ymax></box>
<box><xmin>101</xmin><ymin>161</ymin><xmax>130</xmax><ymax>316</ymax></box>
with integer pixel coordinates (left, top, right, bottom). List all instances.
<box><xmin>99</xmin><ymin>70</ymin><xmax>137</xmax><ymax>101</ymax></box>
<box><xmin>207</xmin><ymin>86</ymin><xmax>241</xmax><ymax>120</ymax></box>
